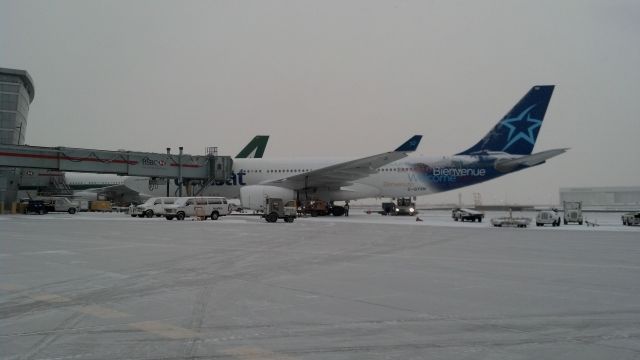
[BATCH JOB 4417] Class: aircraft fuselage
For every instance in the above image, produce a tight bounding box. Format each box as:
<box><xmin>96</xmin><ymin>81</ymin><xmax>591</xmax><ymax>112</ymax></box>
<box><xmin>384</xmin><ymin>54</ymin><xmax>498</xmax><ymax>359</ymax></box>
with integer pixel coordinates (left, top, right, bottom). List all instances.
<box><xmin>195</xmin><ymin>153</ymin><xmax>526</xmax><ymax>201</ymax></box>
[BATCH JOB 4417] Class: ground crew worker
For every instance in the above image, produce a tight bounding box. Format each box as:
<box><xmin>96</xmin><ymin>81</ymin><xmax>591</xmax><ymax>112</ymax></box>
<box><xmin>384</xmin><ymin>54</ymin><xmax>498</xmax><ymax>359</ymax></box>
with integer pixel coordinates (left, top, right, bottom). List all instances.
<box><xmin>344</xmin><ymin>202</ymin><xmax>350</xmax><ymax>216</ymax></box>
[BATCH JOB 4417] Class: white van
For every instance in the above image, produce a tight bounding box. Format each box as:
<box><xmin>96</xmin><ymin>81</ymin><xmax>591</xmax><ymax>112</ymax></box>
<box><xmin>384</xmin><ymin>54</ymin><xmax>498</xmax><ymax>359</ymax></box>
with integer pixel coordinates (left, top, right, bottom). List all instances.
<box><xmin>36</xmin><ymin>197</ymin><xmax>80</xmax><ymax>214</ymax></box>
<box><xmin>131</xmin><ymin>197</ymin><xmax>177</xmax><ymax>218</ymax></box>
<box><xmin>164</xmin><ymin>197</ymin><xmax>229</xmax><ymax>220</ymax></box>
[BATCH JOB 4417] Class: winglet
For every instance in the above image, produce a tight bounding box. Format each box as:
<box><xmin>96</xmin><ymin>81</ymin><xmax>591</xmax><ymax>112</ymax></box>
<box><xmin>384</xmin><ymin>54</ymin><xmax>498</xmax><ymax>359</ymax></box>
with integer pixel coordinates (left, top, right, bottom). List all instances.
<box><xmin>395</xmin><ymin>135</ymin><xmax>422</xmax><ymax>152</ymax></box>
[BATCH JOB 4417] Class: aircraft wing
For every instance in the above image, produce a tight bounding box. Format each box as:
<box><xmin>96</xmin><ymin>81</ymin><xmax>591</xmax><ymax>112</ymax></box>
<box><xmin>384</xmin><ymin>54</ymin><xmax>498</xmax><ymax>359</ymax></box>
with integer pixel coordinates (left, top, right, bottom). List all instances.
<box><xmin>494</xmin><ymin>148</ymin><xmax>568</xmax><ymax>172</ymax></box>
<box><xmin>263</xmin><ymin>135</ymin><xmax>422</xmax><ymax>189</ymax></box>
<box><xmin>74</xmin><ymin>183</ymin><xmax>148</xmax><ymax>201</ymax></box>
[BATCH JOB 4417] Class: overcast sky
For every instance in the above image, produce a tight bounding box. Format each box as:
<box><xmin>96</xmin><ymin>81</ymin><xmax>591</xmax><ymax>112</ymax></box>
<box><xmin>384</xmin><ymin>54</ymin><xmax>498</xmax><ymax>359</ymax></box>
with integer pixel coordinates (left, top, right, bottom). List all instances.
<box><xmin>2</xmin><ymin>0</ymin><xmax>639</xmax><ymax>205</ymax></box>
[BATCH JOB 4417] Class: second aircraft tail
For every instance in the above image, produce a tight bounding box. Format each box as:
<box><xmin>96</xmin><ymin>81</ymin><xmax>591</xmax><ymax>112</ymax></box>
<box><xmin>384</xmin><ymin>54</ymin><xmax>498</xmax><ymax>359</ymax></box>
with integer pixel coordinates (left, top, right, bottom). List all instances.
<box><xmin>457</xmin><ymin>85</ymin><xmax>555</xmax><ymax>156</ymax></box>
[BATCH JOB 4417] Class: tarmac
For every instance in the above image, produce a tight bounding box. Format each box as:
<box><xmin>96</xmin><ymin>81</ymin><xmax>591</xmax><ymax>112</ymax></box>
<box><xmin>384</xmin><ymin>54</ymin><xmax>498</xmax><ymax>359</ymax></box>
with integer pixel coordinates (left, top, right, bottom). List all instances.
<box><xmin>1</xmin><ymin>211</ymin><xmax>640</xmax><ymax>359</ymax></box>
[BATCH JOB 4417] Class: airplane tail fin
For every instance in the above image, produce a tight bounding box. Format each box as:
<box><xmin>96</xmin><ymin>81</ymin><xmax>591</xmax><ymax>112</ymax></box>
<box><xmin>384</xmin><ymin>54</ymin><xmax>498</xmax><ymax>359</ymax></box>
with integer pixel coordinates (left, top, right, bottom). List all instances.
<box><xmin>236</xmin><ymin>135</ymin><xmax>269</xmax><ymax>158</ymax></box>
<box><xmin>395</xmin><ymin>135</ymin><xmax>423</xmax><ymax>152</ymax></box>
<box><xmin>457</xmin><ymin>85</ymin><xmax>555</xmax><ymax>156</ymax></box>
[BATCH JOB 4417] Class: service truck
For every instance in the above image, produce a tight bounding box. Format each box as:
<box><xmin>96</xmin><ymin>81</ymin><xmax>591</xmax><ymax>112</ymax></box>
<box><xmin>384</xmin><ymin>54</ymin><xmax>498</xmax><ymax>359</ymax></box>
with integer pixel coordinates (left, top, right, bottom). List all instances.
<box><xmin>452</xmin><ymin>208</ymin><xmax>484</xmax><ymax>222</ymax></box>
<box><xmin>536</xmin><ymin>209</ymin><xmax>561</xmax><ymax>227</ymax></box>
<box><xmin>380</xmin><ymin>198</ymin><xmax>416</xmax><ymax>216</ymax></box>
<box><xmin>563</xmin><ymin>201</ymin><xmax>583</xmax><ymax>225</ymax></box>
<box><xmin>263</xmin><ymin>198</ymin><xmax>297</xmax><ymax>223</ymax></box>
<box><xmin>622</xmin><ymin>211</ymin><xmax>640</xmax><ymax>226</ymax></box>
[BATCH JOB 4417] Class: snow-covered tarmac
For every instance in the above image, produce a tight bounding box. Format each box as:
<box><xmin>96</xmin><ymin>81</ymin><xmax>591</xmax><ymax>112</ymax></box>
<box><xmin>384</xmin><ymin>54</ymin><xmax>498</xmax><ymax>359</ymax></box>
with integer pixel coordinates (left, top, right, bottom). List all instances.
<box><xmin>1</xmin><ymin>211</ymin><xmax>640</xmax><ymax>359</ymax></box>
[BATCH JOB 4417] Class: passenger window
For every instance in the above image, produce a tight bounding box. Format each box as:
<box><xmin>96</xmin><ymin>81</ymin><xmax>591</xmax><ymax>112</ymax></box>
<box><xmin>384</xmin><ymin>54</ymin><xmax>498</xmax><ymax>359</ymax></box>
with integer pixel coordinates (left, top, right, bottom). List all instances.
<box><xmin>154</xmin><ymin>200</ymin><xmax>161</xmax><ymax>205</ymax></box>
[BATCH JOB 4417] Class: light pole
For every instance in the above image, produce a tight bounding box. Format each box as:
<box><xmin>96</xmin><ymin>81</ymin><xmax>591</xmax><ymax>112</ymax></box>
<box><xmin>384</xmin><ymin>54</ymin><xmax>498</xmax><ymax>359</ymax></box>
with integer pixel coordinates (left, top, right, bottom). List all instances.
<box><xmin>178</xmin><ymin>146</ymin><xmax>183</xmax><ymax>197</ymax></box>
<box><xmin>166</xmin><ymin>147</ymin><xmax>171</xmax><ymax>197</ymax></box>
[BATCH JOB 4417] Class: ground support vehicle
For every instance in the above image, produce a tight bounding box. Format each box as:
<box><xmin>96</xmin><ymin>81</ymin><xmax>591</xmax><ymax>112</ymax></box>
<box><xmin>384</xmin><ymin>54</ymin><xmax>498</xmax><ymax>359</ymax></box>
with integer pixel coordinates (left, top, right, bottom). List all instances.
<box><xmin>379</xmin><ymin>198</ymin><xmax>416</xmax><ymax>216</ymax></box>
<box><xmin>622</xmin><ymin>212</ymin><xmax>640</xmax><ymax>226</ymax></box>
<box><xmin>452</xmin><ymin>208</ymin><xmax>484</xmax><ymax>222</ymax></box>
<box><xmin>394</xmin><ymin>198</ymin><xmax>417</xmax><ymax>216</ymax></box>
<box><xmin>164</xmin><ymin>196</ymin><xmax>229</xmax><ymax>220</ymax></box>
<box><xmin>262</xmin><ymin>198</ymin><xmax>297</xmax><ymax>223</ymax></box>
<box><xmin>130</xmin><ymin>197</ymin><xmax>176</xmax><ymax>218</ymax></box>
<box><xmin>563</xmin><ymin>201</ymin><xmax>583</xmax><ymax>225</ymax></box>
<box><xmin>89</xmin><ymin>200</ymin><xmax>112</xmax><ymax>212</ymax></box>
<box><xmin>24</xmin><ymin>200</ymin><xmax>48</xmax><ymax>215</ymax></box>
<box><xmin>536</xmin><ymin>209</ymin><xmax>561</xmax><ymax>227</ymax></box>
<box><xmin>380</xmin><ymin>202</ymin><xmax>396</xmax><ymax>215</ymax></box>
<box><xmin>228</xmin><ymin>202</ymin><xmax>244</xmax><ymax>213</ymax></box>
<box><xmin>491</xmin><ymin>210</ymin><xmax>531</xmax><ymax>228</ymax></box>
<box><xmin>300</xmin><ymin>200</ymin><xmax>331</xmax><ymax>217</ymax></box>
<box><xmin>36</xmin><ymin>197</ymin><xmax>79</xmax><ymax>214</ymax></box>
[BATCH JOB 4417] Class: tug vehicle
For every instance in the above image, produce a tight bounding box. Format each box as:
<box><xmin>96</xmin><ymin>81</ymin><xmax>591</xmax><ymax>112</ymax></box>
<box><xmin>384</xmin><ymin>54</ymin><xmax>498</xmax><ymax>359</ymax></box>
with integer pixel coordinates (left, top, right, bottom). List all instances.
<box><xmin>563</xmin><ymin>201</ymin><xmax>583</xmax><ymax>225</ymax></box>
<box><xmin>263</xmin><ymin>198</ymin><xmax>297</xmax><ymax>223</ymax></box>
<box><xmin>622</xmin><ymin>211</ymin><xmax>640</xmax><ymax>226</ymax></box>
<box><xmin>536</xmin><ymin>209</ymin><xmax>561</xmax><ymax>227</ymax></box>
<box><xmin>452</xmin><ymin>208</ymin><xmax>484</xmax><ymax>222</ymax></box>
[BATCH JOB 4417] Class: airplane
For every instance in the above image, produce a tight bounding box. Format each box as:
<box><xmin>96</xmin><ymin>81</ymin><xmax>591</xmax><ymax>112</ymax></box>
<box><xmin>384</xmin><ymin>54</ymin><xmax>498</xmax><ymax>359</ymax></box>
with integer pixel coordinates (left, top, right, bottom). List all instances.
<box><xmin>67</xmin><ymin>135</ymin><xmax>270</xmax><ymax>202</ymax></box>
<box><xmin>190</xmin><ymin>85</ymin><xmax>567</xmax><ymax>215</ymax></box>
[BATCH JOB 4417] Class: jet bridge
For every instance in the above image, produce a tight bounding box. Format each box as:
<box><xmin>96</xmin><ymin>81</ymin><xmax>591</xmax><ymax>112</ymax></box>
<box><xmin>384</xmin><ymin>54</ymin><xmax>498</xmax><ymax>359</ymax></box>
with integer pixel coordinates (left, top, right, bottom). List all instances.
<box><xmin>0</xmin><ymin>144</ymin><xmax>233</xmax><ymax>181</ymax></box>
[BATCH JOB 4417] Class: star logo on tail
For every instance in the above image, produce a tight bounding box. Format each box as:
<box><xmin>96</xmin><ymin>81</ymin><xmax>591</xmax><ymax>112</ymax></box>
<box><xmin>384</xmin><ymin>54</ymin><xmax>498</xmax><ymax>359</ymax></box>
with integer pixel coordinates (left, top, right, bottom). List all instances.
<box><xmin>499</xmin><ymin>104</ymin><xmax>542</xmax><ymax>152</ymax></box>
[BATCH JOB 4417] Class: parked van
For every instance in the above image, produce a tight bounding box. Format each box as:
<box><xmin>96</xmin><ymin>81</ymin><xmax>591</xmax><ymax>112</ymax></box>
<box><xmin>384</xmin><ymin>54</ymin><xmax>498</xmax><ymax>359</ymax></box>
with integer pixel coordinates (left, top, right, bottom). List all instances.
<box><xmin>164</xmin><ymin>197</ymin><xmax>229</xmax><ymax>220</ymax></box>
<box><xmin>130</xmin><ymin>197</ymin><xmax>177</xmax><ymax>218</ymax></box>
<box><xmin>36</xmin><ymin>197</ymin><xmax>79</xmax><ymax>214</ymax></box>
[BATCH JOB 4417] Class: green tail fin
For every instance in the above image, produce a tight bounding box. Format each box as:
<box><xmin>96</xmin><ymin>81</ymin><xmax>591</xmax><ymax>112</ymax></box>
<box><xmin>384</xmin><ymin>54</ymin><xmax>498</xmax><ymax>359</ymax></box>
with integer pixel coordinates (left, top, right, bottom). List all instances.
<box><xmin>236</xmin><ymin>135</ymin><xmax>269</xmax><ymax>158</ymax></box>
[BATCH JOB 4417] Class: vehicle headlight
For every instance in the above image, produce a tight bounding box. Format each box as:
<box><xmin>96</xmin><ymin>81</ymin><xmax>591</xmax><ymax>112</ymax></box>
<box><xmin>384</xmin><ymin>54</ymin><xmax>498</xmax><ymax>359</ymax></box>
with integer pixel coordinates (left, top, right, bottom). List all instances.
<box><xmin>395</xmin><ymin>208</ymin><xmax>400</xmax><ymax>212</ymax></box>
<box><xmin>409</xmin><ymin>208</ymin><xmax>415</xmax><ymax>213</ymax></box>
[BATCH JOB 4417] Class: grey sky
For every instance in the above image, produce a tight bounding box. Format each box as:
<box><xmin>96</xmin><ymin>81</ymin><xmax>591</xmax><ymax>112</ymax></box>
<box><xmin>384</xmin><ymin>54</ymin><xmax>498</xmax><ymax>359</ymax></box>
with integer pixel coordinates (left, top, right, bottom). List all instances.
<box><xmin>2</xmin><ymin>0</ymin><xmax>639</xmax><ymax>205</ymax></box>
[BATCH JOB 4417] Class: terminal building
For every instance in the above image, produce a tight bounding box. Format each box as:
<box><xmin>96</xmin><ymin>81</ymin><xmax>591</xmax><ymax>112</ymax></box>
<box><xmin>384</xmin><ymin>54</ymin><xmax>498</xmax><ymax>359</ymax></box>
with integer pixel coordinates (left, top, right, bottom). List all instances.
<box><xmin>560</xmin><ymin>187</ymin><xmax>640</xmax><ymax>211</ymax></box>
<box><xmin>0</xmin><ymin>67</ymin><xmax>35</xmax><ymax>210</ymax></box>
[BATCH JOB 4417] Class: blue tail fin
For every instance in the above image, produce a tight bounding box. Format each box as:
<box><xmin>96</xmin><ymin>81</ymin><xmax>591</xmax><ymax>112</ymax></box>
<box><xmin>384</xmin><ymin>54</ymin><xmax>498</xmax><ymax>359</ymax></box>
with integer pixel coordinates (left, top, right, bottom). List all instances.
<box><xmin>395</xmin><ymin>135</ymin><xmax>422</xmax><ymax>152</ymax></box>
<box><xmin>457</xmin><ymin>85</ymin><xmax>555</xmax><ymax>155</ymax></box>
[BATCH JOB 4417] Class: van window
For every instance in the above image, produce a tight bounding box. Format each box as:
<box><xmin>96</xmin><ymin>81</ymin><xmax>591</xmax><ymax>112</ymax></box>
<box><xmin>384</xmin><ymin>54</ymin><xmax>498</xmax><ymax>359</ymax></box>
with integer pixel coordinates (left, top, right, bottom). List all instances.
<box><xmin>196</xmin><ymin>198</ymin><xmax>207</xmax><ymax>205</ymax></box>
<box><xmin>154</xmin><ymin>199</ymin><xmax>162</xmax><ymax>205</ymax></box>
<box><xmin>185</xmin><ymin>199</ymin><xmax>195</xmax><ymax>206</ymax></box>
<box><xmin>208</xmin><ymin>198</ymin><xmax>222</xmax><ymax>205</ymax></box>
<box><xmin>164</xmin><ymin>199</ymin><xmax>175</xmax><ymax>205</ymax></box>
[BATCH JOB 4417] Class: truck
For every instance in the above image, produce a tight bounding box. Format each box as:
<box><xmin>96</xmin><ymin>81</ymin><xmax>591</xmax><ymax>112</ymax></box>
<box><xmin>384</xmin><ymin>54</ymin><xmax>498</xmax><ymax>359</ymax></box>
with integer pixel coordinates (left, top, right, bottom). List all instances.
<box><xmin>380</xmin><ymin>198</ymin><xmax>416</xmax><ymax>216</ymax></box>
<box><xmin>563</xmin><ymin>201</ymin><xmax>583</xmax><ymax>225</ymax></box>
<box><xmin>536</xmin><ymin>209</ymin><xmax>561</xmax><ymax>227</ymax></box>
<box><xmin>622</xmin><ymin>211</ymin><xmax>640</xmax><ymax>226</ymax></box>
<box><xmin>300</xmin><ymin>200</ymin><xmax>331</xmax><ymax>217</ymax></box>
<box><xmin>263</xmin><ymin>198</ymin><xmax>297</xmax><ymax>223</ymax></box>
<box><xmin>452</xmin><ymin>208</ymin><xmax>484</xmax><ymax>222</ymax></box>
<box><xmin>394</xmin><ymin>197</ymin><xmax>417</xmax><ymax>216</ymax></box>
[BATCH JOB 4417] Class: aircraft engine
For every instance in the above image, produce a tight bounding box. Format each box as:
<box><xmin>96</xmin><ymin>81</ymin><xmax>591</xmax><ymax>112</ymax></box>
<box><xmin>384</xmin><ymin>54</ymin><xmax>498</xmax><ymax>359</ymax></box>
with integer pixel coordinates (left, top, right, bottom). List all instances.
<box><xmin>240</xmin><ymin>185</ymin><xmax>296</xmax><ymax>211</ymax></box>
